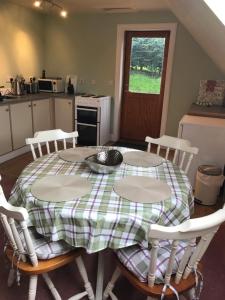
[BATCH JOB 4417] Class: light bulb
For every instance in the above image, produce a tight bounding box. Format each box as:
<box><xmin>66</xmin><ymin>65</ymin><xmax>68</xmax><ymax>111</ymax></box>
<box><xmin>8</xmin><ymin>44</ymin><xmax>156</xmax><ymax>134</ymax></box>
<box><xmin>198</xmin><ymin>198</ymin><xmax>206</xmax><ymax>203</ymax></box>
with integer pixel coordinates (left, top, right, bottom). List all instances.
<box><xmin>33</xmin><ymin>1</ymin><xmax>41</xmax><ymax>8</ymax></box>
<box><xmin>60</xmin><ymin>9</ymin><xmax>68</xmax><ymax>18</ymax></box>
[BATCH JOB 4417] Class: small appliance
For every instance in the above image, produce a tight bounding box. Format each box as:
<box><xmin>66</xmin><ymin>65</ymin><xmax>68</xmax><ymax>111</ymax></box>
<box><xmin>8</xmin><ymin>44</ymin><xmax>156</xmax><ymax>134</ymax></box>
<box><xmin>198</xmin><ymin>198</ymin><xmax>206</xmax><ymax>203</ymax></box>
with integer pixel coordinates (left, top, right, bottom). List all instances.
<box><xmin>38</xmin><ymin>78</ymin><xmax>64</xmax><ymax>93</ymax></box>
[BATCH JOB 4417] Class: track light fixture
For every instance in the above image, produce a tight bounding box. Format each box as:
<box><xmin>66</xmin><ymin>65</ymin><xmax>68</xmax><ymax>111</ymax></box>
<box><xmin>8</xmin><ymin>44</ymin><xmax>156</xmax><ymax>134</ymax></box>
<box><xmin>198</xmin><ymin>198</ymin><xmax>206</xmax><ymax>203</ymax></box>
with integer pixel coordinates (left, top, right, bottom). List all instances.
<box><xmin>33</xmin><ymin>0</ymin><xmax>68</xmax><ymax>18</ymax></box>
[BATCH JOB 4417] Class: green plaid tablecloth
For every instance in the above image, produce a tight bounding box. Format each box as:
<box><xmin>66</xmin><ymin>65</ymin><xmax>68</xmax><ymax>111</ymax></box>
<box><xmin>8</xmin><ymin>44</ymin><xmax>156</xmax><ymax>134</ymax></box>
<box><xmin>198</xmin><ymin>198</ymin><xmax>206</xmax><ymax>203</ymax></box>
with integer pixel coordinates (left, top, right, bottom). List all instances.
<box><xmin>9</xmin><ymin>147</ymin><xmax>194</xmax><ymax>254</ymax></box>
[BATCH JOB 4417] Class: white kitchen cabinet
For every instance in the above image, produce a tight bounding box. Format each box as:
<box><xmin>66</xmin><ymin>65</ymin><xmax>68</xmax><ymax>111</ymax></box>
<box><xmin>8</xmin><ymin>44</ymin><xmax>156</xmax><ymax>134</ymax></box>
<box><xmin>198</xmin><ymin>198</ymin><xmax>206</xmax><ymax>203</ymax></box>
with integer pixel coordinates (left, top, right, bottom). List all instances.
<box><xmin>55</xmin><ymin>98</ymin><xmax>74</xmax><ymax>132</ymax></box>
<box><xmin>32</xmin><ymin>99</ymin><xmax>53</xmax><ymax>133</ymax></box>
<box><xmin>0</xmin><ymin>105</ymin><xmax>12</xmax><ymax>155</ymax></box>
<box><xmin>10</xmin><ymin>101</ymin><xmax>33</xmax><ymax>149</ymax></box>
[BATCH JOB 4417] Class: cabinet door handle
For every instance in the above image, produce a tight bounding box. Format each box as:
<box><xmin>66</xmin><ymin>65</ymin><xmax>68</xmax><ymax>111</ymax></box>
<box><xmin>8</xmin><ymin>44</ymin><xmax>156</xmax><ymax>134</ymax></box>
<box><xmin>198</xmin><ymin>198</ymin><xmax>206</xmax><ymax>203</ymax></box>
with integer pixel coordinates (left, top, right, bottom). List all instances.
<box><xmin>33</xmin><ymin>103</ymin><xmax>36</xmax><ymax>107</ymax></box>
<box><xmin>68</xmin><ymin>101</ymin><xmax>71</xmax><ymax>105</ymax></box>
<box><xmin>28</xmin><ymin>104</ymin><xmax>32</xmax><ymax>107</ymax></box>
<box><xmin>5</xmin><ymin>108</ymin><xmax>9</xmax><ymax>112</ymax></box>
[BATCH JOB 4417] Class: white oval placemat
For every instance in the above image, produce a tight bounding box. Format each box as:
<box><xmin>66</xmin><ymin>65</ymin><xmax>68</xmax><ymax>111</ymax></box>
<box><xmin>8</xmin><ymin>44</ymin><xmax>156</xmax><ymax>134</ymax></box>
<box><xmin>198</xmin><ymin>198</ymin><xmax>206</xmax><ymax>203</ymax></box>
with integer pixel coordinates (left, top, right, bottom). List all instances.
<box><xmin>59</xmin><ymin>147</ymin><xmax>98</xmax><ymax>162</ymax></box>
<box><xmin>123</xmin><ymin>151</ymin><xmax>163</xmax><ymax>167</ymax></box>
<box><xmin>113</xmin><ymin>176</ymin><xmax>171</xmax><ymax>204</ymax></box>
<box><xmin>31</xmin><ymin>175</ymin><xmax>92</xmax><ymax>202</ymax></box>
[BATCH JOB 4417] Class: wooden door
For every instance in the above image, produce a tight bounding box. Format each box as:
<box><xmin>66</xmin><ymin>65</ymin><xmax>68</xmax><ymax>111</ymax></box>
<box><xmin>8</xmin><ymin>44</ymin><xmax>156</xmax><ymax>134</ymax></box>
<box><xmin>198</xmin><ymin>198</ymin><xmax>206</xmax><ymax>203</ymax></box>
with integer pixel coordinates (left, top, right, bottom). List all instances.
<box><xmin>0</xmin><ymin>105</ymin><xmax>12</xmax><ymax>155</ymax></box>
<box><xmin>10</xmin><ymin>102</ymin><xmax>33</xmax><ymax>149</ymax></box>
<box><xmin>120</xmin><ymin>31</ymin><xmax>170</xmax><ymax>142</ymax></box>
<box><xmin>32</xmin><ymin>99</ymin><xmax>53</xmax><ymax>133</ymax></box>
<box><xmin>55</xmin><ymin>98</ymin><xmax>73</xmax><ymax>132</ymax></box>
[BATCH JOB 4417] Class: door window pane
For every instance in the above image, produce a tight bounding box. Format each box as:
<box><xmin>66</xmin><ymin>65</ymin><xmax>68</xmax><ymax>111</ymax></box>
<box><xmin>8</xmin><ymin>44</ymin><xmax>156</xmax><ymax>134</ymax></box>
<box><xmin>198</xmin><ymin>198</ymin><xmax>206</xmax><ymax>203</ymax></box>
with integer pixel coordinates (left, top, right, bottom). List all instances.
<box><xmin>129</xmin><ymin>37</ymin><xmax>166</xmax><ymax>94</ymax></box>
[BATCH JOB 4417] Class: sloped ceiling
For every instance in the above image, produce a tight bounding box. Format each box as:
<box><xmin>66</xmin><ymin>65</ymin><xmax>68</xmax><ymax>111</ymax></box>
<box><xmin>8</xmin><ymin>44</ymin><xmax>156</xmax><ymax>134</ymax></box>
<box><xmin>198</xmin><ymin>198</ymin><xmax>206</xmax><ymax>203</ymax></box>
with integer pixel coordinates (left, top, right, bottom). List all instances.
<box><xmin>167</xmin><ymin>0</ymin><xmax>225</xmax><ymax>74</ymax></box>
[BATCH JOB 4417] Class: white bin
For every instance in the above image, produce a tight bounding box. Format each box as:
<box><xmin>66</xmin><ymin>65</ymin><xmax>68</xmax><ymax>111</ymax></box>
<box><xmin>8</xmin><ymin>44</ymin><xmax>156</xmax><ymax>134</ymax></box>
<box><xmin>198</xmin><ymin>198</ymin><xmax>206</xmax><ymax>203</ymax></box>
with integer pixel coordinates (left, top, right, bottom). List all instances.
<box><xmin>195</xmin><ymin>165</ymin><xmax>224</xmax><ymax>205</ymax></box>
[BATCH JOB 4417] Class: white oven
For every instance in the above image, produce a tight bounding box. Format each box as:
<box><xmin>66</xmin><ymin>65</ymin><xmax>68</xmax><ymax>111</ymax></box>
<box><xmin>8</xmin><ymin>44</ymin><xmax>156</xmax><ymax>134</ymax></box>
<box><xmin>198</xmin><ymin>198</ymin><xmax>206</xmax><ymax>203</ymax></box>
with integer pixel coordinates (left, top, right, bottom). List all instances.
<box><xmin>75</xmin><ymin>96</ymin><xmax>111</xmax><ymax>146</ymax></box>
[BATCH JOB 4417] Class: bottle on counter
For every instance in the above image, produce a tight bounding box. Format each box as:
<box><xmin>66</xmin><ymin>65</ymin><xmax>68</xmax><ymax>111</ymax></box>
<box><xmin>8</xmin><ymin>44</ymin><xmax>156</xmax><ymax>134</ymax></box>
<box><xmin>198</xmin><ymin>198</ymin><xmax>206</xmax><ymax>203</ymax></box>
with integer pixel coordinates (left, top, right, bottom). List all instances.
<box><xmin>67</xmin><ymin>77</ymin><xmax>74</xmax><ymax>95</ymax></box>
<box><xmin>42</xmin><ymin>70</ymin><xmax>46</xmax><ymax>79</ymax></box>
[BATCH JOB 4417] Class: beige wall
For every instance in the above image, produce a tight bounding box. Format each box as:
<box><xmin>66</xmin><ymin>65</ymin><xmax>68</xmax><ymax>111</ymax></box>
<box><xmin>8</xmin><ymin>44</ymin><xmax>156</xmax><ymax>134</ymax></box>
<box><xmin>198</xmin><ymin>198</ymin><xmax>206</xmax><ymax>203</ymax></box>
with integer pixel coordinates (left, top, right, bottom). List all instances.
<box><xmin>1</xmin><ymin>2</ymin><xmax>224</xmax><ymax>137</ymax></box>
<box><xmin>44</xmin><ymin>11</ymin><xmax>225</xmax><ymax>136</ymax></box>
<box><xmin>0</xmin><ymin>0</ymin><xmax>45</xmax><ymax>86</ymax></box>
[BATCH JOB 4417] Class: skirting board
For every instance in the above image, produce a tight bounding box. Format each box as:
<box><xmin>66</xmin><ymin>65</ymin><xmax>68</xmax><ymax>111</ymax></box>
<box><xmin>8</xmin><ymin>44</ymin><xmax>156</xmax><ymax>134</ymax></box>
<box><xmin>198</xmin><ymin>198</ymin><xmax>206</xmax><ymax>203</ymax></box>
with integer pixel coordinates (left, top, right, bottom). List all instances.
<box><xmin>0</xmin><ymin>146</ymin><xmax>30</xmax><ymax>164</ymax></box>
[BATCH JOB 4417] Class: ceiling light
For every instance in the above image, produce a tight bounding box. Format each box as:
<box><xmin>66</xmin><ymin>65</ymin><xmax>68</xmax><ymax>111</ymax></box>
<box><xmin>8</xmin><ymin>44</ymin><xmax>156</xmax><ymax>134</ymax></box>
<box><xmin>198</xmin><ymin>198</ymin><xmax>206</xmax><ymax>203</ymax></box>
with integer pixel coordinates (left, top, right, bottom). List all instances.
<box><xmin>33</xmin><ymin>0</ymin><xmax>41</xmax><ymax>8</ymax></box>
<box><xmin>33</xmin><ymin>0</ymin><xmax>68</xmax><ymax>18</ymax></box>
<box><xmin>60</xmin><ymin>9</ymin><xmax>68</xmax><ymax>18</ymax></box>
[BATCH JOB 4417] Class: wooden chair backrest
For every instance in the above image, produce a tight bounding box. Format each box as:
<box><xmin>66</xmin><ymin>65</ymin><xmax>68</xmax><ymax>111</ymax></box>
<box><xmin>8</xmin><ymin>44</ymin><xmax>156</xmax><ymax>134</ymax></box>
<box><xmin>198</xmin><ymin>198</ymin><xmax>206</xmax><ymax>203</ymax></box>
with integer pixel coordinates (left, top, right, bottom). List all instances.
<box><xmin>147</xmin><ymin>209</ymin><xmax>225</xmax><ymax>287</ymax></box>
<box><xmin>145</xmin><ymin>135</ymin><xmax>199</xmax><ymax>173</ymax></box>
<box><xmin>0</xmin><ymin>185</ymin><xmax>38</xmax><ymax>266</ymax></box>
<box><xmin>26</xmin><ymin>129</ymin><xmax>78</xmax><ymax>160</ymax></box>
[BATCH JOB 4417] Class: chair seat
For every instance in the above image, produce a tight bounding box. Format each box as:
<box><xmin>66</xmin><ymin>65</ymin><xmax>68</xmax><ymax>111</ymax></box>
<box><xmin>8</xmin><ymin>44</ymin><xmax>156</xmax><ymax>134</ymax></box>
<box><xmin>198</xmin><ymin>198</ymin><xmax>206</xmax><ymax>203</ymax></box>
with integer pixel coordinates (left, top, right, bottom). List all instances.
<box><xmin>116</xmin><ymin>258</ymin><xmax>201</xmax><ymax>297</ymax></box>
<box><xmin>6</xmin><ymin>247</ymin><xmax>84</xmax><ymax>275</ymax></box>
<box><xmin>20</xmin><ymin>227</ymin><xmax>73</xmax><ymax>259</ymax></box>
<box><xmin>117</xmin><ymin>240</ymin><xmax>189</xmax><ymax>283</ymax></box>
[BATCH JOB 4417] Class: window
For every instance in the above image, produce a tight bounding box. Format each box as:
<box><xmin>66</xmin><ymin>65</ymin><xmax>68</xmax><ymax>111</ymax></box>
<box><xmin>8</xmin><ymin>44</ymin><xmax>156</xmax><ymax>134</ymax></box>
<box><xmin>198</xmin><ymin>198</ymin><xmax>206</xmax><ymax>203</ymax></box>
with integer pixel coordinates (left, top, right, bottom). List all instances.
<box><xmin>204</xmin><ymin>0</ymin><xmax>225</xmax><ymax>26</ymax></box>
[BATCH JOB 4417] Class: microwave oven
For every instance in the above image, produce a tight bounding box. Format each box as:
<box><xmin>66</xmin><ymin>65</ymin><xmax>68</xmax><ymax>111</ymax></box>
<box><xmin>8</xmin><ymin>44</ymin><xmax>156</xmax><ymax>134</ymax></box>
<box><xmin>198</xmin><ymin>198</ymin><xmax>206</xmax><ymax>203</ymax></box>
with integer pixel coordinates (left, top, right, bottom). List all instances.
<box><xmin>38</xmin><ymin>78</ymin><xmax>65</xmax><ymax>93</ymax></box>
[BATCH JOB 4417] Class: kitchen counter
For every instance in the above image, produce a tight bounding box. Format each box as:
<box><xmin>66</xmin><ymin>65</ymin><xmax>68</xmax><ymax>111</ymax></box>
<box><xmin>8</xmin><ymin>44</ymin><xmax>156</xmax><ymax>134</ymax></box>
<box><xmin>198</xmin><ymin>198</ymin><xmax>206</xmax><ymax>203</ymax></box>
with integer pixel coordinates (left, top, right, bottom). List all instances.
<box><xmin>0</xmin><ymin>92</ymin><xmax>77</xmax><ymax>106</ymax></box>
<box><xmin>188</xmin><ymin>103</ymin><xmax>225</xmax><ymax>119</ymax></box>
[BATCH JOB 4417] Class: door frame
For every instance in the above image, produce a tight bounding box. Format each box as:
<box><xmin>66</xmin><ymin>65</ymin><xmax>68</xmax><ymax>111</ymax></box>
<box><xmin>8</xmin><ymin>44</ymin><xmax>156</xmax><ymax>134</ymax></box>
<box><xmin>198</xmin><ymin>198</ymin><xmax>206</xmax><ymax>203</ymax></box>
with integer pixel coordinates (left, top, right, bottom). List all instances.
<box><xmin>112</xmin><ymin>23</ymin><xmax>177</xmax><ymax>141</ymax></box>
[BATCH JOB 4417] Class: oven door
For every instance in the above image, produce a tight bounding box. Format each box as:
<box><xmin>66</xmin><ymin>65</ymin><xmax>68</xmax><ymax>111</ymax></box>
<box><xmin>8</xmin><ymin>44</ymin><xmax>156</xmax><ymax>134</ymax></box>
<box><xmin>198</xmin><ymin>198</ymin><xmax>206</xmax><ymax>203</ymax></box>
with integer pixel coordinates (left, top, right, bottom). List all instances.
<box><xmin>76</xmin><ymin>122</ymin><xmax>99</xmax><ymax>146</ymax></box>
<box><xmin>76</xmin><ymin>106</ymin><xmax>99</xmax><ymax>124</ymax></box>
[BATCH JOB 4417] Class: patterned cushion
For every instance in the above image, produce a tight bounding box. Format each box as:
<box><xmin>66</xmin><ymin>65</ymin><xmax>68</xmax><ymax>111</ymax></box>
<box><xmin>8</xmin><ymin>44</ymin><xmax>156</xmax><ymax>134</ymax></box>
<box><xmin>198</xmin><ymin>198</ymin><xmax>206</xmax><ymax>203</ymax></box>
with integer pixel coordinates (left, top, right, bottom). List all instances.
<box><xmin>196</xmin><ymin>80</ymin><xmax>225</xmax><ymax>106</ymax></box>
<box><xmin>20</xmin><ymin>227</ymin><xmax>73</xmax><ymax>260</ymax></box>
<box><xmin>117</xmin><ymin>240</ymin><xmax>188</xmax><ymax>283</ymax></box>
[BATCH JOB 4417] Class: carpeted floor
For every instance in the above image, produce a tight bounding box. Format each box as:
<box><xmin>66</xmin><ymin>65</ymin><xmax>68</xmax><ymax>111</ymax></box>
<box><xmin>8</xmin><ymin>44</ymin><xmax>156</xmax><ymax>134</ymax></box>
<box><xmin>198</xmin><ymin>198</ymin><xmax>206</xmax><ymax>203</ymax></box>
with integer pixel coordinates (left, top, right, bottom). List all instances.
<box><xmin>0</xmin><ymin>151</ymin><xmax>225</xmax><ymax>299</ymax></box>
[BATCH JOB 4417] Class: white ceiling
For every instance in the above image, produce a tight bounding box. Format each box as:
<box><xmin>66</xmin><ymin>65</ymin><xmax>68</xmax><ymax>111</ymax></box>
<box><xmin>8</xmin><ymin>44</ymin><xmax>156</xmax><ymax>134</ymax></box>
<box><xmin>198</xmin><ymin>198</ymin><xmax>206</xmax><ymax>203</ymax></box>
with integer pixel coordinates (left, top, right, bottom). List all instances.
<box><xmin>13</xmin><ymin>0</ymin><xmax>169</xmax><ymax>13</ymax></box>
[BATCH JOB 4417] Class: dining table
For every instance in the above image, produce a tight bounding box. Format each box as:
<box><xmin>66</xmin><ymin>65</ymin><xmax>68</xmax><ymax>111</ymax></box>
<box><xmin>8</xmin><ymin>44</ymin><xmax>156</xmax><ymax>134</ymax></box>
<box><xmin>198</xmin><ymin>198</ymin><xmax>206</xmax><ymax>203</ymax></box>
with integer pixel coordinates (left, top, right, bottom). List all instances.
<box><xmin>8</xmin><ymin>146</ymin><xmax>194</xmax><ymax>300</ymax></box>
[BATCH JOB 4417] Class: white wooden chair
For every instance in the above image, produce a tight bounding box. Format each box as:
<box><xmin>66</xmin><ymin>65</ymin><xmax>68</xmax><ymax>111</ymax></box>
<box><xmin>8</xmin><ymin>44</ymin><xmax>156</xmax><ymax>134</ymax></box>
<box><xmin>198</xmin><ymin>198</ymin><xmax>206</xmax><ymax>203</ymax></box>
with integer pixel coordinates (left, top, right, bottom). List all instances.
<box><xmin>0</xmin><ymin>184</ymin><xmax>94</xmax><ymax>300</ymax></box>
<box><xmin>145</xmin><ymin>135</ymin><xmax>199</xmax><ymax>174</ymax></box>
<box><xmin>103</xmin><ymin>208</ymin><xmax>225</xmax><ymax>300</ymax></box>
<box><xmin>26</xmin><ymin>129</ymin><xmax>78</xmax><ymax>160</ymax></box>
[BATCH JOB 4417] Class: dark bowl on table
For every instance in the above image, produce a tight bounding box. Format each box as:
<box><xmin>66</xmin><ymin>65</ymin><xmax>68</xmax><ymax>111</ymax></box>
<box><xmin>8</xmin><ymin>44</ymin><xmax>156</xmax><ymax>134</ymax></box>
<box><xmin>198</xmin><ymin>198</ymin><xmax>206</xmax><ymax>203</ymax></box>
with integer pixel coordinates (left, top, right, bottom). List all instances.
<box><xmin>85</xmin><ymin>149</ymin><xmax>123</xmax><ymax>174</ymax></box>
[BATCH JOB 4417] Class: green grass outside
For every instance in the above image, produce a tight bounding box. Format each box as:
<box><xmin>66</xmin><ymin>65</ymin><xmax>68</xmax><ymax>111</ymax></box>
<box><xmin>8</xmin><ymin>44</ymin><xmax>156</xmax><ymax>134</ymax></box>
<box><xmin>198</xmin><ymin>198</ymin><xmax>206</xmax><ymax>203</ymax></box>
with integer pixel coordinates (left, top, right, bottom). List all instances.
<box><xmin>129</xmin><ymin>72</ymin><xmax>161</xmax><ymax>94</ymax></box>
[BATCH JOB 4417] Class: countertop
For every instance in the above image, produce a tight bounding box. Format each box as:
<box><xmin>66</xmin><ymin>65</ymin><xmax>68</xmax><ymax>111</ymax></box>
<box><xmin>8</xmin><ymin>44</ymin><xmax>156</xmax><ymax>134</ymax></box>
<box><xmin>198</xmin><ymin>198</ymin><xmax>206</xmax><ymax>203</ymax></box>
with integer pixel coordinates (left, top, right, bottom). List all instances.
<box><xmin>188</xmin><ymin>103</ymin><xmax>225</xmax><ymax>119</ymax></box>
<box><xmin>0</xmin><ymin>92</ymin><xmax>78</xmax><ymax>106</ymax></box>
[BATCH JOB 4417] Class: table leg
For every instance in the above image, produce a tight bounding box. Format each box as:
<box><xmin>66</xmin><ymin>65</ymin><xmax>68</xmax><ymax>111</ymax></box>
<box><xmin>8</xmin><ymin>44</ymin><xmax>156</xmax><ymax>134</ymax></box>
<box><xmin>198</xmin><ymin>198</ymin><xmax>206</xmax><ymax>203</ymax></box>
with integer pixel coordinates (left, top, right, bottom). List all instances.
<box><xmin>96</xmin><ymin>251</ymin><xmax>104</xmax><ymax>300</ymax></box>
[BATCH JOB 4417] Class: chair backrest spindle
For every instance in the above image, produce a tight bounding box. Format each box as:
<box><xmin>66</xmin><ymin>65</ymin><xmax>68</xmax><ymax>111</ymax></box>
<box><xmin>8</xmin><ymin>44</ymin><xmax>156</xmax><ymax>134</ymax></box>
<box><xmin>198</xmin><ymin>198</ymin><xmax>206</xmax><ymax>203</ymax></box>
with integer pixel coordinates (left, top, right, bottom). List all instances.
<box><xmin>63</xmin><ymin>138</ymin><xmax>66</xmax><ymax>150</ymax></box>
<box><xmin>46</xmin><ymin>141</ymin><xmax>50</xmax><ymax>154</ymax></box>
<box><xmin>37</xmin><ymin>142</ymin><xmax>43</xmax><ymax>157</ymax></box>
<box><xmin>148</xmin><ymin>238</ymin><xmax>160</xmax><ymax>287</ymax></box>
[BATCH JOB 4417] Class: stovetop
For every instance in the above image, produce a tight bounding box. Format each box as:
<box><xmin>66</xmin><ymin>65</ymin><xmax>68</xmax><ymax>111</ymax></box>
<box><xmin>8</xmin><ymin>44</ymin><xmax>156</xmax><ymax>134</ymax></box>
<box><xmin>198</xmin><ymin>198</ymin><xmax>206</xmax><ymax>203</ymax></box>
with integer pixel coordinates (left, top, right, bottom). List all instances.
<box><xmin>76</xmin><ymin>94</ymin><xmax>111</xmax><ymax>107</ymax></box>
<box><xmin>80</xmin><ymin>94</ymin><xmax>106</xmax><ymax>98</ymax></box>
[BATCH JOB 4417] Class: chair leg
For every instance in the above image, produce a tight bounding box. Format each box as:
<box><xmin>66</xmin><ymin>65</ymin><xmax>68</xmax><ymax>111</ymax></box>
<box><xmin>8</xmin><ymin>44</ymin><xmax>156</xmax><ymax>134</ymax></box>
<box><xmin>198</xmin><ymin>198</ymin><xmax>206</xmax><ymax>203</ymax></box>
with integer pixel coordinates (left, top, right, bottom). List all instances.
<box><xmin>183</xmin><ymin>287</ymin><xmax>195</xmax><ymax>300</ymax></box>
<box><xmin>75</xmin><ymin>256</ymin><xmax>95</xmax><ymax>300</ymax></box>
<box><xmin>42</xmin><ymin>273</ymin><xmax>61</xmax><ymax>300</ymax></box>
<box><xmin>7</xmin><ymin>268</ymin><xmax>16</xmax><ymax>287</ymax></box>
<box><xmin>103</xmin><ymin>267</ymin><xmax>121</xmax><ymax>300</ymax></box>
<box><xmin>28</xmin><ymin>275</ymin><xmax>38</xmax><ymax>300</ymax></box>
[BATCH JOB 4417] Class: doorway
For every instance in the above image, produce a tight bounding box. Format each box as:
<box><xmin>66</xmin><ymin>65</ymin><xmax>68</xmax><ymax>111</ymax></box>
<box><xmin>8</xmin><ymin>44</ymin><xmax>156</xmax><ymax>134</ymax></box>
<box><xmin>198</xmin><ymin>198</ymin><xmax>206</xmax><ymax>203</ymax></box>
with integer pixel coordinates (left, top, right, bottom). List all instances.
<box><xmin>120</xmin><ymin>30</ymin><xmax>170</xmax><ymax>142</ymax></box>
<box><xmin>113</xmin><ymin>23</ymin><xmax>177</xmax><ymax>143</ymax></box>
